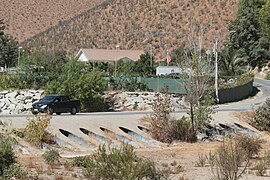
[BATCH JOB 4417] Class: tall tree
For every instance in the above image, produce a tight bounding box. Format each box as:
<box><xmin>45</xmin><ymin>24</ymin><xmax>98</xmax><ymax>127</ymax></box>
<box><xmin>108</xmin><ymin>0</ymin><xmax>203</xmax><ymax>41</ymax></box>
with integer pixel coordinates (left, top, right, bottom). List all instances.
<box><xmin>0</xmin><ymin>20</ymin><xmax>18</xmax><ymax>68</ymax></box>
<box><xmin>228</xmin><ymin>0</ymin><xmax>268</xmax><ymax>68</ymax></box>
<box><xmin>134</xmin><ymin>52</ymin><xmax>153</xmax><ymax>76</ymax></box>
<box><xmin>260</xmin><ymin>0</ymin><xmax>270</xmax><ymax>41</ymax></box>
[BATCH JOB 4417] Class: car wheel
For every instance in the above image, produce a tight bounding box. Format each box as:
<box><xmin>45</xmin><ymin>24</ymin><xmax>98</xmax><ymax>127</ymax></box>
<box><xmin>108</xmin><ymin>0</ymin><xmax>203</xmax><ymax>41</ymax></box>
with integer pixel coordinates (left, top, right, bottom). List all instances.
<box><xmin>32</xmin><ymin>111</ymin><xmax>38</xmax><ymax>115</ymax></box>
<box><xmin>48</xmin><ymin>107</ymin><xmax>54</xmax><ymax>115</ymax></box>
<box><xmin>70</xmin><ymin>107</ymin><xmax>77</xmax><ymax>115</ymax></box>
<box><xmin>56</xmin><ymin>112</ymin><xmax>61</xmax><ymax>115</ymax></box>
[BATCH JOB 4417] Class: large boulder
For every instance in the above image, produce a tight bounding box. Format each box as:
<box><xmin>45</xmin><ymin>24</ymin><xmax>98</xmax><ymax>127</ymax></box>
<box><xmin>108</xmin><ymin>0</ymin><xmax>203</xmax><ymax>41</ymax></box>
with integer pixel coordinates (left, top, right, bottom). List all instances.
<box><xmin>5</xmin><ymin>91</ymin><xmax>18</xmax><ymax>98</ymax></box>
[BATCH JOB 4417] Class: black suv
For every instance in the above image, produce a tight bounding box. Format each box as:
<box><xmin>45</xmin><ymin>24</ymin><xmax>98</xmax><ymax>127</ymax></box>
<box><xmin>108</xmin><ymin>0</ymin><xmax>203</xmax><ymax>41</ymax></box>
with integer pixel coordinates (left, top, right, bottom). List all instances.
<box><xmin>31</xmin><ymin>94</ymin><xmax>80</xmax><ymax>115</ymax></box>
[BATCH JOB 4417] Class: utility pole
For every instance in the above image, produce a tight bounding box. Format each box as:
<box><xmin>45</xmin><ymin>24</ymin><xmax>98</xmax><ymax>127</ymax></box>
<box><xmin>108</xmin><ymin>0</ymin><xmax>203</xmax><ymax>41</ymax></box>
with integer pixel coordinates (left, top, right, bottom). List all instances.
<box><xmin>214</xmin><ymin>39</ymin><xmax>219</xmax><ymax>103</ymax></box>
<box><xmin>149</xmin><ymin>31</ymin><xmax>153</xmax><ymax>71</ymax></box>
<box><xmin>18</xmin><ymin>46</ymin><xmax>22</xmax><ymax>67</ymax></box>
<box><xmin>114</xmin><ymin>44</ymin><xmax>120</xmax><ymax>77</ymax></box>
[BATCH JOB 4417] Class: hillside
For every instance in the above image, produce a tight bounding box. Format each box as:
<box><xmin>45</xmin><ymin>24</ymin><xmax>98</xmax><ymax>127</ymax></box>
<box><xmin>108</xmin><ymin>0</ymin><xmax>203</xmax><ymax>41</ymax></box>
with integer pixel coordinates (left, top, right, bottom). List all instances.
<box><xmin>0</xmin><ymin>0</ymin><xmax>103</xmax><ymax>42</ymax></box>
<box><xmin>20</xmin><ymin>0</ymin><xmax>238</xmax><ymax>59</ymax></box>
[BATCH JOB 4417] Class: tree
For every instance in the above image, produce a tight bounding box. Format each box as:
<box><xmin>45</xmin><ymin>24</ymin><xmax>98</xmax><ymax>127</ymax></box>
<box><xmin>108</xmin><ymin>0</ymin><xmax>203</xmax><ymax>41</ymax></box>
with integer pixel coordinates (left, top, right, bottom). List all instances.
<box><xmin>171</xmin><ymin>46</ymin><xmax>186</xmax><ymax>66</ymax></box>
<box><xmin>134</xmin><ymin>52</ymin><xmax>153</xmax><ymax>76</ymax></box>
<box><xmin>228</xmin><ymin>0</ymin><xmax>268</xmax><ymax>68</ymax></box>
<box><xmin>46</xmin><ymin>60</ymin><xmax>107</xmax><ymax>111</ymax></box>
<box><xmin>0</xmin><ymin>20</ymin><xmax>18</xmax><ymax>68</ymax></box>
<box><xmin>177</xmin><ymin>26</ymin><xmax>215</xmax><ymax>139</ymax></box>
<box><xmin>259</xmin><ymin>0</ymin><xmax>270</xmax><ymax>43</ymax></box>
<box><xmin>16</xmin><ymin>50</ymin><xmax>68</xmax><ymax>88</ymax></box>
<box><xmin>219</xmin><ymin>46</ymin><xmax>248</xmax><ymax>76</ymax></box>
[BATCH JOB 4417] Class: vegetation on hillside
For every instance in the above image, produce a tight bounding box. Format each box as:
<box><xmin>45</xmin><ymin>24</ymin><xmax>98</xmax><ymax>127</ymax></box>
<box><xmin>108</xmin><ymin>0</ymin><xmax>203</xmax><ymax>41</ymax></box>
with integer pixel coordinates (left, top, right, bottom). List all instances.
<box><xmin>0</xmin><ymin>0</ymin><xmax>103</xmax><ymax>42</ymax></box>
<box><xmin>21</xmin><ymin>0</ymin><xmax>237</xmax><ymax>58</ymax></box>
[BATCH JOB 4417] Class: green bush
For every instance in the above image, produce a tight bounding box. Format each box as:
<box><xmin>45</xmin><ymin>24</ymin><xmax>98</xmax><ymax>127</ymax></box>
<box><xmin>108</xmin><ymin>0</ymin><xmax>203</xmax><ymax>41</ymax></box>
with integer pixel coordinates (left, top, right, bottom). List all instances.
<box><xmin>265</xmin><ymin>71</ymin><xmax>270</xmax><ymax>80</ymax></box>
<box><xmin>81</xmin><ymin>144</ymin><xmax>166</xmax><ymax>179</ymax></box>
<box><xmin>0</xmin><ymin>73</ymin><xmax>19</xmax><ymax>90</ymax></box>
<box><xmin>72</xmin><ymin>156</ymin><xmax>92</xmax><ymax>168</ymax></box>
<box><xmin>108</xmin><ymin>76</ymin><xmax>148</xmax><ymax>91</ymax></box>
<box><xmin>0</xmin><ymin>140</ymin><xmax>16</xmax><ymax>175</ymax></box>
<box><xmin>24</xmin><ymin>114</ymin><xmax>51</xmax><ymax>147</ymax></box>
<box><xmin>251</xmin><ymin>98</ymin><xmax>270</xmax><ymax>131</ymax></box>
<box><xmin>46</xmin><ymin>61</ymin><xmax>107</xmax><ymax>111</ymax></box>
<box><xmin>15</xmin><ymin>51</ymin><xmax>68</xmax><ymax>89</ymax></box>
<box><xmin>43</xmin><ymin>149</ymin><xmax>60</xmax><ymax>165</ymax></box>
<box><xmin>2</xmin><ymin>163</ymin><xmax>27</xmax><ymax>179</ymax></box>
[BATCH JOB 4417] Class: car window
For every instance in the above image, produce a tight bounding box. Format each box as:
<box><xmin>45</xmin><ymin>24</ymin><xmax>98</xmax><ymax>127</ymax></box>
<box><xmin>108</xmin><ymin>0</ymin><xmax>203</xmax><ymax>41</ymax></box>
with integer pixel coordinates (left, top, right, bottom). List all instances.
<box><xmin>62</xmin><ymin>96</ymin><xmax>69</xmax><ymax>102</ymax></box>
<box><xmin>55</xmin><ymin>97</ymin><xmax>61</xmax><ymax>102</ymax></box>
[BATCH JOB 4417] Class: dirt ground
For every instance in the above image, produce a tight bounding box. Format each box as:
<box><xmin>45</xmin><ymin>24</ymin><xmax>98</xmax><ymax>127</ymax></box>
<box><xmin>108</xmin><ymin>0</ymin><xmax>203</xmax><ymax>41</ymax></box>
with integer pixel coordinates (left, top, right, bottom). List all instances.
<box><xmin>12</xmin><ymin>111</ymin><xmax>270</xmax><ymax>180</ymax></box>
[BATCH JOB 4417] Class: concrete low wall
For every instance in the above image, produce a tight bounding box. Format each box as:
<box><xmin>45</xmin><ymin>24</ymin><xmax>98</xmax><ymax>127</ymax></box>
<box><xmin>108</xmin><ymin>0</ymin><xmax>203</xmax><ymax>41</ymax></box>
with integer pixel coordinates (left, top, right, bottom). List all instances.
<box><xmin>218</xmin><ymin>80</ymin><xmax>254</xmax><ymax>104</ymax></box>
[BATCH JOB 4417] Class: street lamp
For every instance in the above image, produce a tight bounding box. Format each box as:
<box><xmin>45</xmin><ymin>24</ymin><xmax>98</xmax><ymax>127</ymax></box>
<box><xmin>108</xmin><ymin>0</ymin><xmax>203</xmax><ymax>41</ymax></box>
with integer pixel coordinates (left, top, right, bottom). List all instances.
<box><xmin>114</xmin><ymin>44</ymin><xmax>120</xmax><ymax>77</ymax></box>
<box><xmin>18</xmin><ymin>46</ymin><xmax>23</xmax><ymax>67</ymax></box>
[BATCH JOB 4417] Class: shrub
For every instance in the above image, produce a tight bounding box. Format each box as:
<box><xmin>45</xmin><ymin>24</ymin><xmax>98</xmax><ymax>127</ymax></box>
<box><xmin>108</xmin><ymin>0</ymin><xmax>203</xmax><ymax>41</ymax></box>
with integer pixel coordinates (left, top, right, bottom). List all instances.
<box><xmin>251</xmin><ymin>98</ymin><xmax>270</xmax><ymax>131</ymax></box>
<box><xmin>195</xmin><ymin>154</ymin><xmax>207</xmax><ymax>167</ymax></box>
<box><xmin>2</xmin><ymin>163</ymin><xmax>27</xmax><ymax>179</ymax></box>
<box><xmin>147</xmin><ymin>87</ymin><xmax>197</xmax><ymax>143</ymax></box>
<box><xmin>82</xmin><ymin>144</ymin><xmax>166</xmax><ymax>179</ymax></box>
<box><xmin>234</xmin><ymin>135</ymin><xmax>264</xmax><ymax>158</ymax></box>
<box><xmin>43</xmin><ymin>149</ymin><xmax>60</xmax><ymax>165</ymax></box>
<box><xmin>150</xmin><ymin>88</ymin><xmax>174</xmax><ymax>143</ymax></box>
<box><xmin>72</xmin><ymin>156</ymin><xmax>92</xmax><ymax>168</ymax></box>
<box><xmin>170</xmin><ymin>117</ymin><xmax>194</xmax><ymax>142</ymax></box>
<box><xmin>208</xmin><ymin>138</ymin><xmax>252</xmax><ymax>180</ymax></box>
<box><xmin>254</xmin><ymin>151</ymin><xmax>270</xmax><ymax>176</ymax></box>
<box><xmin>0</xmin><ymin>140</ymin><xmax>16</xmax><ymax>175</ymax></box>
<box><xmin>0</xmin><ymin>73</ymin><xmax>19</xmax><ymax>89</ymax></box>
<box><xmin>24</xmin><ymin>114</ymin><xmax>51</xmax><ymax>147</ymax></box>
<box><xmin>265</xmin><ymin>71</ymin><xmax>270</xmax><ymax>80</ymax></box>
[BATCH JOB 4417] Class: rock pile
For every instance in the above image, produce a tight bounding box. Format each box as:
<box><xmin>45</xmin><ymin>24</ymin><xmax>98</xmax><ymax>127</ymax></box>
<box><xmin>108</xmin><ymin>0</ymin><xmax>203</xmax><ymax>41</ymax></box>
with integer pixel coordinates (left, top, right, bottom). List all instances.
<box><xmin>104</xmin><ymin>91</ymin><xmax>186</xmax><ymax>111</ymax></box>
<box><xmin>0</xmin><ymin>90</ymin><xmax>186</xmax><ymax>114</ymax></box>
<box><xmin>0</xmin><ymin>90</ymin><xmax>44</xmax><ymax>114</ymax></box>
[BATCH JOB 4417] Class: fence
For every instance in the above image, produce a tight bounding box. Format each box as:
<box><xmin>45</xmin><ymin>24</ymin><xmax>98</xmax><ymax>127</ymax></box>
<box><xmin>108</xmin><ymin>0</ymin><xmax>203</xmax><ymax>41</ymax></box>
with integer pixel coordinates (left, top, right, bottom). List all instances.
<box><xmin>109</xmin><ymin>77</ymin><xmax>254</xmax><ymax>104</ymax></box>
<box><xmin>141</xmin><ymin>77</ymin><xmax>254</xmax><ymax>104</ymax></box>
<box><xmin>141</xmin><ymin>77</ymin><xmax>186</xmax><ymax>94</ymax></box>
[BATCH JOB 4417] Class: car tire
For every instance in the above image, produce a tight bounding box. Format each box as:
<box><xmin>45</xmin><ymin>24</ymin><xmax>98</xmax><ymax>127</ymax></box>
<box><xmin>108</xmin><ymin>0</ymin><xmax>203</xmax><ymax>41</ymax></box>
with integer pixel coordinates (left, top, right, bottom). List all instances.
<box><xmin>32</xmin><ymin>111</ymin><xmax>38</xmax><ymax>115</ymax></box>
<box><xmin>56</xmin><ymin>112</ymin><xmax>61</xmax><ymax>115</ymax></box>
<box><xmin>48</xmin><ymin>107</ymin><xmax>54</xmax><ymax>115</ymax></box>
<box><xmin>70</xmin><ymin>107</ymin><xmax>77</xmax><ymax>115</ymax></box>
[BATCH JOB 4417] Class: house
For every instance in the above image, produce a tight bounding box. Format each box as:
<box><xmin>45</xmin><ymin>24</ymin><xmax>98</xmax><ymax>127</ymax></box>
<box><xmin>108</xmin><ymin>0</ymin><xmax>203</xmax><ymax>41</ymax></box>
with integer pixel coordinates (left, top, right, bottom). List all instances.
<box><xmin>75</xmin><ymin>48</ymin><xmax>144</xmax><ymax>62</ymax></box>
<box><xmin>156</xmin><ymin>66</ymin><xmax>191</xmax><ymax>76</ymax></box>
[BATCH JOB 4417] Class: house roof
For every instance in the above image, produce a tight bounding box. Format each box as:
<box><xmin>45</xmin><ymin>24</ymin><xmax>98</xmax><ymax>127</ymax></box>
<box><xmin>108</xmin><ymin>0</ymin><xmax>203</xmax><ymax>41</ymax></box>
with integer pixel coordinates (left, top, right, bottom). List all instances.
<box><xmin>75</xmin><ymin>48</ymin><xmax>144</xmax><ymax>62</ymax></box>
